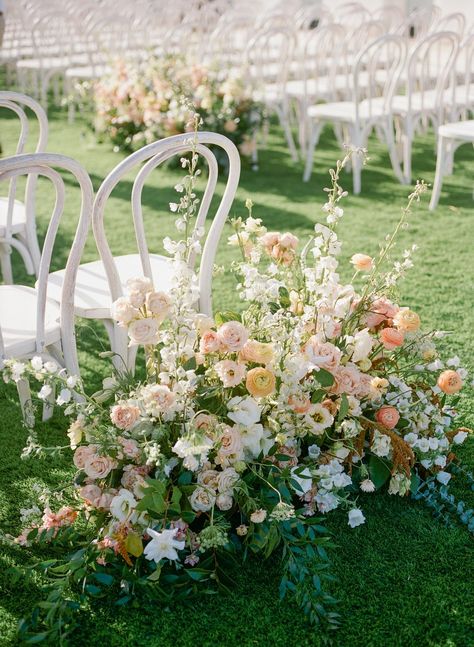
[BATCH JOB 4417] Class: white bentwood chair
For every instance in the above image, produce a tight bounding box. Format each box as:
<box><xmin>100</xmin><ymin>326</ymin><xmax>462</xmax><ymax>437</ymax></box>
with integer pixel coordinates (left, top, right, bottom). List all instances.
<box><xmin>0</xmin><ymin>153</ymin><xmax>93</xmax><ymax>420</ymax></box>
<box><xmin>0</xmin><ymin>91</ymin><xmax>48</xmax><ymax>283</ymax></box>
<box><xmin>46</xmin><ymin>132</ymin><xmax>241</xmax><ymax>369</ymax></box>
<box><xmin>303</xmin><ymin>34</ymin><xmax>406</xmax><ymax>194</ymax></box>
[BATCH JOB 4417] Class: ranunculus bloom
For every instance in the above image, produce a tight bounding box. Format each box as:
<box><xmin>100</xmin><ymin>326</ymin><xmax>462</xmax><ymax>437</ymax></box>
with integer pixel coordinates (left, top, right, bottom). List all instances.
<box><xmin>380</xmin><ymin>327</ymin><xmax>405</xmax><ymax>350</ymax></box>
<box><xmin>437</xmin><ymin>370</ymin><xmax>463</xmax><ymax>394</ymax></box>
<box><xmin>393</xmin><ymin>308</ymin><xmax>420</xmax><ymax>332</ymax></box>
<box><xmin>215</xmin><ymin>360</ymin><xmax>246</xmax><ymax>387</ymax></box>
<box><xmin>246</xmin><ymin>367</ymin><xmax>276</xmax><ymax>398</ymax></box>
<box><xmin>351</xmin><ymin>253</ymin><xmax>373</xmax><ymax>272</ymax></box>
<box><xmin>375</xmin><ymin>406</ymin><xmax>400</xmax><ymax>429</ymax></box>
<box><xmin>217</xmin><ymin>321</ymin><xmax>249</xmax><ymax>352</ymax></box>
<box><xmin>240</xmin><ymin>340</ymin><xmax>274</xmax><ymax>365</ymax></box>
<box><xmin>199</xmin><ymin>330</ymin><xmax>221</xmax><ymax>354</ymax></box>
<box><xmin>110</xmin><ymin>404</ymin><xmax>140</xmax><ymax>430</ymax></box>
<box><xmin>128</xmin><ymin>317</ymin><xmax>160</xmax><ymax>346</ymax></box>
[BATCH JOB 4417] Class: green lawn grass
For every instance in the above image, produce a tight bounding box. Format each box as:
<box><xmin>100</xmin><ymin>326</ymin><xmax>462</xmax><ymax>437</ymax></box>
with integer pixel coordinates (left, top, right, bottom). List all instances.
<box><xmin>0</xmin><ymin>102</ymin><xmax>474</xmax><ymax>647</ymax></box>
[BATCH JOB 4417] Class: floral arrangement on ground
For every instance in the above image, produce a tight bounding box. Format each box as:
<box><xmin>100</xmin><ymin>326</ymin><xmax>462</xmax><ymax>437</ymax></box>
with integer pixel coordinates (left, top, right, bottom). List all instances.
<box><xmin>3</xmin><ymin>140</ymin><xmax>474</xmax><ymax>644</ymax></box>
<box><xmin>93</xmin><ymin>55</ymin><xmax>263</xmax><ymax>160</ymax></box>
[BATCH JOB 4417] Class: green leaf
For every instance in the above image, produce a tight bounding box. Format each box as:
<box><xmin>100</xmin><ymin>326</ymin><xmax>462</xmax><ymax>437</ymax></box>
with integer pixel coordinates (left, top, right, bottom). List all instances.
<box><xmin>315</xmin><ymin>368</ymin><xmax>335</xmax><ymax>388</ymax></box>
<box><xmin>368</xmin><ymin>454</ymin><xmax>391</xmax><ymax>488</ymax></box>
<box><xmin>397</xmin><ymin>418</ymin><xmax>410</xmax><ymax>429</ymax></box>
<box><xmin>178</xmin><ymin>470</ymin><xmax>193</xmax><ymax>485</ymax></box>
<box><xmin>93</xmin><ymin>572</ymin><xmax>114</xmax><ymax>586</ymax></box>
<box><xmin>338</xmin><ymin>393</ymin><xmax>349</xmax><ymax>422</ymax></box>
<box><xmin>311</xmin><ymin>389</ymin><xmax>326</xmax><ymax>403</ymax></box>
<box><xmin>410</xmin><ymin>472</ymin><xmax>421</xmax><ymax>494</ymax></box>
<box><xmin>215</xmin><ymin>311</ymin><xmax>241</xmax><ymax>326</ymax></box>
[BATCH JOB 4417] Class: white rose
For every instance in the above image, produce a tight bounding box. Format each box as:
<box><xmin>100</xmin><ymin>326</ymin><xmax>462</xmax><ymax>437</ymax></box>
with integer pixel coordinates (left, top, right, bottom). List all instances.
<box><xmin>111</xmin><ymin>296</ymin><xmax>139</xmax><ymax>326</ymax></box>
<box><xmin>110</xmin><ymin>488</ymin><xmax>138</xmax><ymax>522</ymax></box>
<box><xmin>146</xmin><ymin>291</ymin><xmax>171</xmax><ymax>319</ymax></box>
<box><xmin>217</xmin><ymin>467</ymin><xmax>239</xmax><ymax>493</ymax></box>
<box><xmin>128</xmin><ymin>318</ymin><xmax>160</xmax><ymax>346</ymax></box>
<box><xmin>126</xmin><ymin>277</ymin><xmax>153</xmax><ymax>295</ymax></box>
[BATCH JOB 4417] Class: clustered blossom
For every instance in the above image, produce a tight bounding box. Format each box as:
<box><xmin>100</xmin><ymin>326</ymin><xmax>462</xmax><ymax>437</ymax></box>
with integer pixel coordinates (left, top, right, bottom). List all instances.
<box><xmin>5</xmin><ymin>155</ymin><xmax>471</xmax><ymax>599</ymax></box>
<box><xmin>94</xmin><ymin>56</ymin><xmax>262</xmax><ymax>157</ymax></box>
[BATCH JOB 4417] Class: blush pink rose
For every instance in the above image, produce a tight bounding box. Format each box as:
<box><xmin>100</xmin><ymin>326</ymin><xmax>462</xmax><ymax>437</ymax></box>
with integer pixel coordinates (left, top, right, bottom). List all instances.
<box><xmin>73</xmin><ymin>445</ymin><xmax>97</xmax><ymax>469</ymax></box>
<box><xmin>83</xmin><ymin>454</ymin><xmax>117</xmax><ymax>479</ymax></box>
<box><xmin>380</xmin><ymin>327</ymin><xmax>404</xmax><ymax>350</ymax></box>
<box><xmin>217</xmin><ymin>321</ymin><xmax>249</xmax><ymax>352</ymax></box>
<box><xmin>199</xmin><ymin>330</ymin><xmax>221</xmax><ymax>354</ymax></box>
<box><xmin>110</xmin><ymin>404</ymin><xmax>141</xmax><ymax>430</ymax></box>
<box><xmin>332</xmin><ymin>364</ymin><xmax>371</xmax><ymax>398</ymax></box>
<box><xmin>118</xmin><ymin>437</ymin><xmax>140</xmax><ymax>459</ymax></box>
<box><xmin>365</xmin><ymin>297</ymin><xmax>399</xmax><ymax>329</ymax></box>
<box><xmin>303</xmin><ymin>337</ymin><xmax>342</xmax><ymax>371</ymax></box>
<box><xmin>375</xmin><ymin>406</ymin><xmax>400</xmax><ymax>429</ymax></box>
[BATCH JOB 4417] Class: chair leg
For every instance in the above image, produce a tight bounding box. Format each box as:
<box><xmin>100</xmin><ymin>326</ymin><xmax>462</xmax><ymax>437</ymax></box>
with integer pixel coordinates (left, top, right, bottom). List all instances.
<box><xmin>429</xmin><ymin>134</ymin><xmax>448</xmax><ymax>211</ymax></box>
<box><xmin>402</xmin><ymin>118</ymin><xmax>413</xmax><ymax>185</ymax></box>
<box><xmin>303</xmin><ymin>121</ymin><xmax>322</xmax><ymax>182</ymax></box>
<box><xmin>276</xmin><ymin>103</ymin><xmax>299</xmax><ymax>163</ymax></box>
<box><xmin>382</xmin><ymin>118</ymin><xmax>405</xmax><ymax>185</ymax></box>
<box><xmin>16</xmin><ymin>378</ymin><xmax>35</xmax><ymax>428</ymax></box>
<box><xmin>0</xmin><ymin>243</ymin><xmax>13</xmax><ymax>284</ymax></box>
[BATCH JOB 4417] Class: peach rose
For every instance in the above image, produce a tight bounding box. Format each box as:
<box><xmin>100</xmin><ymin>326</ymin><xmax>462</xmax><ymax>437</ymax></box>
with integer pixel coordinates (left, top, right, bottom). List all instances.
<box><xmin>288</xmin><ymin>394</ymin><xmax>312</xmax><ymax>414</ymax></box>
<box><xmin>393</xmin><ymin>308</ymin><xmax>420</xmax><ymax>332</ymax></box>
<box><xmin>110</xmin><ymin>404</ymin><xmax>141</xmax><ymax>430</ymax></box>
<box><xmin>303</xmin><ymin>337</ymin><xmax>342</xmax><ymax>371</ymax></box>
<box><xmin>259</xmin><ymin>232</ymin><xmax>280</xmax><ymax>253</ymax></box>
<box><xmin>83</xmin><ymin>453</ymin><xmax>117</xmax><ymax>479</ymax></box>
<box><xmin>246</xmin><ymin>367</ymin><xmax>276</xmax><ymax>398</ymax></box>
<box><xmin>217</xmin><ymin>321</ymin><xmax>249</xmax><ymax>352</ymax></box>
<box><xmin>380</xmin><ymin>327</ymin><xmax>404</xmax><ymax>350</ymax></box>
<box><xmin>199</xmin><ymin>330</ymin><xmax>221</xmax><ymax>354</ymax></box>
<box><xmin>437</xmin><ymin>370</ymin><xmax>463</xmax><ymax>394</ymax></box>
<box><xmin>118</xmin><ymin>437</ymin><xmax>140</xmax><ymax>459</ymax></box>
<box><xmin>375</xmin><ymin>406</ymin><xmax>400</xmax><ymax>429</ymax></box>
<box><xmin>240</xmin><ymin>340</ymin><xmax>274</xmax><ymax>365</ymax></box>
<box><xmin>73</xmin><ymin>444</ymin><xmax>97</xmax><ymax>470</ymax></box>
<box><xmin>215</xmin><ymin>360</ymin><xmax>246</xmax><ymax>387</ymax></box>
<box><xmin>218</xmin><ymin>426</ymin><xmax>243</xmax><ymax>456</ymax></box>
<box><xmin>365</xmin><ymin>297</ymin><xmax>399</xmax><ymax>329</ymax></box>
<box><xmin>351</xmin><ymin>253</ymin><xmax>374</xmax><ymax>272</ymax></box>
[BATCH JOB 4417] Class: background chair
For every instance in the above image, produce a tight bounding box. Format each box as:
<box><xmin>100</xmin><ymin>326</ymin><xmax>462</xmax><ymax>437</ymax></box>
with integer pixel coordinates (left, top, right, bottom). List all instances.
<box><xmin>0</xmin><ymin>91</ymin><xmax>48</xmax><ymax>283</ymax></box>
<box><xmin>0</xmin><ymin>152</ymin><xmax>93</xmax><ymax>420</ymax></box>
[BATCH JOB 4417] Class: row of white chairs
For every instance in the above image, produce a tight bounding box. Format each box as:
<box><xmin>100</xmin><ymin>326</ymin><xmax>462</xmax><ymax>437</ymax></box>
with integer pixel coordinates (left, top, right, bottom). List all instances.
<box><xmin>0</xmin><ymin>92</ymin><xmax>241</xmax><ymax>421</ymax></box>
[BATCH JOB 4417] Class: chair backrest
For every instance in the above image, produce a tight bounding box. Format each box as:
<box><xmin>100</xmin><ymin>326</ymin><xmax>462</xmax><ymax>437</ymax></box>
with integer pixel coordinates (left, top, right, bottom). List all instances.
<box><xmin>92</xmin><ymin>131</ymin><xmax>240</xmax><ymax>317</ymax></box>
<box><xmin>405</xmin><ymin>31</ymin><xmax>459</xmax><ymax>118</ymax></box>
<box><xmin>352</xmin><ymin>34</ymin><xmax>406</xmax><ymax>122</ymax></box>
<box><xmin>338</xmin><ymin>2</ymin><xmax>371</xmax><ymax>28</ymax></box>
<box><xmin>372</xmin><ymin>4</ymin><xmax>405</xmax><ymax>33</ymax></box>
<box><xmin>450</xmin><ymin>33</ymin><xmax>474</xmax><ymax>119</ymax></box>
<box><xmin>434</xmin><ymin>13</ymin><xmax>466</xmax><ymax>38</ymax></box>
<box><xmin>301</xmin><ymin>23</ymin><xmax>347</xmax><ymax>103</ymax></box>
<box><xmin>245</xmin><ymin>25</ymin><xmax>296</xmax><ymax>95</ymax></box>
<box><xmin>0</xmin><ymin>91</ymin><xmax>48</xmax><ymax>269</ymax></box>
<box><xmin>0</xmin><ymin>153</ymin><xmax>93</xmax><ymax>375</ymax></box>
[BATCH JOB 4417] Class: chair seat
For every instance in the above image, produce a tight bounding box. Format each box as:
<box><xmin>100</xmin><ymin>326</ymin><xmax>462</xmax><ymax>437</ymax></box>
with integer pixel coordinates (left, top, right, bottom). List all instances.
<box><xmin>0</xmin><ymin>285</ymin><xmax>61</xmax><ymax>358</ymax></box>
<box><xmin>17</xmin><ymin>54</ymin><xmax>89</xmax><ymax>70</ymax></box>
<box><xmin>0</xmin><ymin>197</ymin><xmax>27</xmax><ymax>236</ymax></box>
<box><xmin>391</xmin><ymin>91</ymin><xmax>439</xmax><ymax>115</ymax></box>
<box><xmin>438</xmin><ymin>120</ymin><xmax>474</xmax><ymax>141</ymax></box>
<box><xmin>65</xmin><ymin>64</ymin><xmax>110</xmax><ymax>79</ymax></box>
<box><xmin>307</xmin><ymin>97</ymin><xmax>388</xmax><ymax>123</ymax></box>
<box><xmin>46</xmin><ymin>253</ymin><xmax>175</xmax><ymax>319</ymax></box>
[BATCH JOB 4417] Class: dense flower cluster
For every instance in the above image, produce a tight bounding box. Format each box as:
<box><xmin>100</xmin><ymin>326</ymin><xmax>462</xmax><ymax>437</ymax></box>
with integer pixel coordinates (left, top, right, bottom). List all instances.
<box><xmin>94</xmin><ymin>55</ymin><xmax>262</xmax><ymax>156</ymax></box>
<box><xmin>3</xmin><ymin>148</ymin><xmax>472</xmax><ymax>638</ymax></box>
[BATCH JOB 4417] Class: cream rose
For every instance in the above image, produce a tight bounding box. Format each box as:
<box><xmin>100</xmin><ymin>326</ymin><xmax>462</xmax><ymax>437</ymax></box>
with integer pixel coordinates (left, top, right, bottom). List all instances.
<box><xmin>303</xmin><ymin>337</ymin><xmax>342</xmax><ymax>371</ymax></box>
<box><xmin>111</xmin><ymin>297</ymin><xmax>138</xmax><ymax>326</ymax></box>
<box><xmin>217</xmin><ymin>321</ymin><xmax>249</xmax><ymax>352</ymax></box>
<box><xmin>189</xmin><ymin>487</ymin><xmax>216</xmax><ymax>512</ymax></box>
<box><xmin>110</xmin><ymin>403</ymin><xmax>141</xmax><ymax>430</ymax></box>
<box><xmin>199</xmin><ymin>330</ymin><xmax>221</xmax><ymax>354</ymax></box>
<box><xmin>128</xmin><ymin>317</ymin><xmax>160</xmax><ymax>346</ymax></box>
<box><xmin>146</xmin><ymin>291</ymin><xmax>171</xmax><ymax>319</ymax></box>
<box><xmin>217</xmin><ymin>467</ymin><xmax>239</xmax><ymax>493</ymax></box>
<box><xmin>83</xmin><ymin>453</ymin><xmax>117</xmax><ymax>479</ymax></box>
<box><xmin>216</xmin><ymin>493</ymin><xmax>233</xmax><ymax>511</ymax></box>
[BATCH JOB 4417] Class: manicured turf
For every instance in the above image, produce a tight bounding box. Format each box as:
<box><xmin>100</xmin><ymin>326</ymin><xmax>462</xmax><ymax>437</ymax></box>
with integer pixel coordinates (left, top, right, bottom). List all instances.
<box><xmin>0</xmin><ymin>102</ymin><xmax>473</xmax><ymax>647</ymax></box>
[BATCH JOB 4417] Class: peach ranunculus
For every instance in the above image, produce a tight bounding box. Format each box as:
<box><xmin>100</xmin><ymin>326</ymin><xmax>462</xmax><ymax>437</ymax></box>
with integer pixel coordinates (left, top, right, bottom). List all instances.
<box><xmin>240</xmin><ymin>340</ymin><xmax>274</xmax><ymax>365</ymax></box>
<box><xmin>303</xmin><ymin>337</ymin><xmax>342</xmax><ymax>371</ymax></box>
<box><xmin>288</xmin><ymin>394</ymin><xmax>312</xmax><ymax>414</ymax></box>
<box><xmin>351</xmin><ymin>253</ymin><xmax>374</xmax><ymax>272</ymax></box>
<box><xmin>393</xmin><ymin>308</ymin><xmax>420</xmax><ymax>332</ymax></box>
<box><xmin>246</xmin><ymin>367</ymin><xmax>276</xmax><ymax>398</ymax></box>
<box><xmin>364</xmin><ymin>297</ymin><xmax>399</xmax><ymax>329</ymax></box>
<box><xmin>110</xmin><ymin>403</ymin><xmax>141</xmax><ymax>430</ymax></box>
<box><xmin>215</xmin><ymin>360</ymin><xmax>246</xmax><ymax>387</ymax></box>
<box><xmin>83</xmin><ymin>453</ymin><xmax>117</xmax><ymax>479</ymax></box>
<box><xmin>217</xmin><ymin>321</ymin><xmax>249</xmax><ymax>352</ymax></box>
<box><xmin>379</xmin><ymin>327</ymin><xmax>405</xmax><ymax>350</ymax></box>
<box><xmin>375</xmin><ymin>406</ymin><xmax>400</xmax><ymax>429</ymax></box>
<box><xmin>127</xmin><ymin>317</ymin><xmax>160</xmax><ymax>346</ymax></box>
<box><xmin>437</xmin><ymin>370</ymin><xmax>463</xmax><ymax>394</ymax></box>
<box><xmin>145</xmin><ymin>291</ymin><xmax>171</xmax><ymax>319</ymax></box>
<box><xmin>259</xmin><ymin>231</ymin><xmax>298</xmax><ymax>266</ymax></box>
<box><xmin>199</xmin><ymin>330</ymin><xmax>221</xmax><ymax>354</ymax></box>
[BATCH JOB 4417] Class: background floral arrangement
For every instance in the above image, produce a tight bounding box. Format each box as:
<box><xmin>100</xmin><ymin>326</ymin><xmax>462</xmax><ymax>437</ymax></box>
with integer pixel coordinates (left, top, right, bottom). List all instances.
<box><xmin>94</xmin><ymin>56</ymin><xmax>262</xmax><ymax>159</ymax></box>
<box><xmin>3</xmin><ymin>141</ymin><xmax>473</xmax><ymax>643</ymax></box>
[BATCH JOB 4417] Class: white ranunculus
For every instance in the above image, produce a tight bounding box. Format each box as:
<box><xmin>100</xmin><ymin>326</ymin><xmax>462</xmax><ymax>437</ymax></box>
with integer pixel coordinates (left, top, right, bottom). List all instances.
<box><xmin>143</xmin><ymin>528</ymin><xmax>185</xmax><ymax>563</ymax></box>
<box><xmin>128</xmin><ymin>317</ymin><xmax>160</xmax><ymax>346</ymax></box>
<box><xmin>110</xmin><ymin>488</ymin><xmax>138</xmax><ymax>522</ymax></box>
<box><xmin>290</xmin><ymin>467</ymin><xmax>313</xmax><ymax>495</ymax></box>
<box><xmin>348</xmin><ymin>508</ymin><xmax>365</xmax><ymax>528</ymax></box>
<box><xmin>227</xmin><ymin>396</ymin><xmax>262</xmax><ymax>426</ymax></box>
<box><xmin>351</xmin><ymin>328</ymin><xmax>374</xmax><ymax>363</ymax></box>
